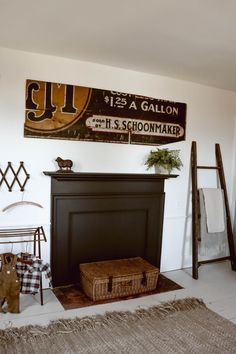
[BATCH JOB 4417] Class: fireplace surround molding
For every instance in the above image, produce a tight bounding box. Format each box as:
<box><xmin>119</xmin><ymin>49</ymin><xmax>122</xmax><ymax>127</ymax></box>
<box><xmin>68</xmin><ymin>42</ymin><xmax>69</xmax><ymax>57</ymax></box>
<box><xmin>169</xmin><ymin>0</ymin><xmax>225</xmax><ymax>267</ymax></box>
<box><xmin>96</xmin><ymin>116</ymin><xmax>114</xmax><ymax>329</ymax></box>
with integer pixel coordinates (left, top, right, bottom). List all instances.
<box><xmin>44</xmin><ymin>171</ymin><xmax>177</xmax><ymax>287</ymax></box>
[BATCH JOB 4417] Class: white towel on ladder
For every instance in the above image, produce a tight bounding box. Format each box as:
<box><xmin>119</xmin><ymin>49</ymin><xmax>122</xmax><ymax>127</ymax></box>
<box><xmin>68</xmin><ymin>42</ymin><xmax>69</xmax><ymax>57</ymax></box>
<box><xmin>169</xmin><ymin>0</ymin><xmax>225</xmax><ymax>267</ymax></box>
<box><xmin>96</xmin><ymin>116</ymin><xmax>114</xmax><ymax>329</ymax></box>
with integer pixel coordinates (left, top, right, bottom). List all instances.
<box><xmin>202</xmin><ymin>188</ymin><xmax>225</xmax><ymax>233</ymax></box>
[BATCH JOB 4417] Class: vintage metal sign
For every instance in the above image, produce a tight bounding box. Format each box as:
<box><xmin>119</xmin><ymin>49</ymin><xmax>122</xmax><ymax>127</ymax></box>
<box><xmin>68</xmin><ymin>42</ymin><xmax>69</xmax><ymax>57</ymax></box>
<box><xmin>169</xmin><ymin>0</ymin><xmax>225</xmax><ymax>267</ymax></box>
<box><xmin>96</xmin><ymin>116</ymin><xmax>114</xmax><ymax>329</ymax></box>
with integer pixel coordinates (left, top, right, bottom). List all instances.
<box><xmin>24</xmin><ymin>79</ymin><xmax>186</xmax><ymax>145</ymax></box>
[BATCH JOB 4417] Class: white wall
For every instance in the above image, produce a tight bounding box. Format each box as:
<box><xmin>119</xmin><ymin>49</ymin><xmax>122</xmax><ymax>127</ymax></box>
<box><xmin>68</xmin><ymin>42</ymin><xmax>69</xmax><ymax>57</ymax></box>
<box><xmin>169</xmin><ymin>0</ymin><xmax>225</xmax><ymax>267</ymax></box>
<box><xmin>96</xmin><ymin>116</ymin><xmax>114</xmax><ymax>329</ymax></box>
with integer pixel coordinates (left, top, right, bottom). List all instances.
<box><xmin>1</xmin><ymin>47</ymin><xmax>236</xmax><ymax>273</ymax></box>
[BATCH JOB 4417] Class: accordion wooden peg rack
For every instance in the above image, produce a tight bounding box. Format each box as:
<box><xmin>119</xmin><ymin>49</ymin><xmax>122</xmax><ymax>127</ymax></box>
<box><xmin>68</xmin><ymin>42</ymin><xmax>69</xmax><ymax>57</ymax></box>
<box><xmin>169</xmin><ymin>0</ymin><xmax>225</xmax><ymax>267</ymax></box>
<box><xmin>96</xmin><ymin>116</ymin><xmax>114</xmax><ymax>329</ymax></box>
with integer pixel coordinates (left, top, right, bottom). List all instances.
<box><xmin>0</xmin><ymin>161</ymin><xmax>30</xmax><ymax>192</ymax></box>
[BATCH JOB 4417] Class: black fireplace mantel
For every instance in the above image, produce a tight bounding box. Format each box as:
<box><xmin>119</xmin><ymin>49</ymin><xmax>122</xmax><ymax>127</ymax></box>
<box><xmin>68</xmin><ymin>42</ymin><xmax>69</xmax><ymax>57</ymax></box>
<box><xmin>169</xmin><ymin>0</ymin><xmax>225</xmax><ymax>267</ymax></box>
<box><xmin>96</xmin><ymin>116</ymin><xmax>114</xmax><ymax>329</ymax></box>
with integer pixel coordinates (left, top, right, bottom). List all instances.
<box><xmin>44</xmin><ymin>171</ymin><xmax>177</xmax><ymax>287</ymax></box>
<box><xmin>43</xmin><ymin>171</ymin><xmax>178</xmax><ymax>181</ymax></box>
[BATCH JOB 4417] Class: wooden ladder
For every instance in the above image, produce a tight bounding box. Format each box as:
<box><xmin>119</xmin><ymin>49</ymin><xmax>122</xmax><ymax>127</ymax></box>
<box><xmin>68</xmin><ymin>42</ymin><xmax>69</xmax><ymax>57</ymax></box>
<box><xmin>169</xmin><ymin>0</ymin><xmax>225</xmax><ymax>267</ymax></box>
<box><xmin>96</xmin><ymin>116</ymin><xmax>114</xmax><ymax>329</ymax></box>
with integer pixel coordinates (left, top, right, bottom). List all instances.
<box><xmin>191</xmin><ymin>141</ymin><xmax>236</xmax><ymax>279</ymax></box>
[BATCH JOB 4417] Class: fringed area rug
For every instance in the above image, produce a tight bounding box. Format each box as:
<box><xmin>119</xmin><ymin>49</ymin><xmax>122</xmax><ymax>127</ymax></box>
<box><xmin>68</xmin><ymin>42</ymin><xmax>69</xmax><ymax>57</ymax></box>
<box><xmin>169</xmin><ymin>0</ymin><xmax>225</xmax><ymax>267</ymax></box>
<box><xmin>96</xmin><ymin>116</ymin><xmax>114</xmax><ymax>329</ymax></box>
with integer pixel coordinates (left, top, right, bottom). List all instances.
<box><xmin>1</xmin><ymin>298</ymin><xmax>236</xmax><ymax>354</ymax></box>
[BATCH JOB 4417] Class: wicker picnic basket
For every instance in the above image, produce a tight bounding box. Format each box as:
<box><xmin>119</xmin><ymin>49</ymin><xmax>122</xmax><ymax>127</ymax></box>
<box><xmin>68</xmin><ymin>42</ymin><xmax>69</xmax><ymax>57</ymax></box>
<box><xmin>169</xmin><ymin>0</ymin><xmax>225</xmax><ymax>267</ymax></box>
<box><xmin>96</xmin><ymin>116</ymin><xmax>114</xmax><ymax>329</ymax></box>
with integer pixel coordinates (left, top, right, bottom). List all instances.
<box><xmin>79</xmin><ymin>257</ymin><xmax>159</xmax><ymax>301</ymax></box>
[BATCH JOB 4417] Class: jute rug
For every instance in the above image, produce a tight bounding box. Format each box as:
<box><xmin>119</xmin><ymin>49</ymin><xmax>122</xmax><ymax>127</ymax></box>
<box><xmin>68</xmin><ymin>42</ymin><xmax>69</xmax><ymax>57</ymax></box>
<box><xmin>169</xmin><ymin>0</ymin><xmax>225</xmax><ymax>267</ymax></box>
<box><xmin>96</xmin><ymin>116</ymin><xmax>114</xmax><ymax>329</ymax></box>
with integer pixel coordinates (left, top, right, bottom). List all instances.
<box><xmin>1</xmin><ymin>298</ymin><xmax>236</xmax><ymax>354</ymax></box>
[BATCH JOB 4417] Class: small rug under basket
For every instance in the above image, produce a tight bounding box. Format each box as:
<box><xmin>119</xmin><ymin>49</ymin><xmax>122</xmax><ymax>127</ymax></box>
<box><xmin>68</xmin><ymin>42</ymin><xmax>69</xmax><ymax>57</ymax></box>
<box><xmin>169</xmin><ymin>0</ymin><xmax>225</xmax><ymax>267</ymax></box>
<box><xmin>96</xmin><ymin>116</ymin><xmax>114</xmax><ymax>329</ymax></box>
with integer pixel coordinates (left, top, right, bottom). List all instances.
<box><xmin>53</xmin><ymin>273</ymin><xmax>183</xmax><ymax>310</ymax></box>
<box><xmin>1</xmin><ymin>297</ymin><xmax>236</xmax><ymax>354</ymax></box>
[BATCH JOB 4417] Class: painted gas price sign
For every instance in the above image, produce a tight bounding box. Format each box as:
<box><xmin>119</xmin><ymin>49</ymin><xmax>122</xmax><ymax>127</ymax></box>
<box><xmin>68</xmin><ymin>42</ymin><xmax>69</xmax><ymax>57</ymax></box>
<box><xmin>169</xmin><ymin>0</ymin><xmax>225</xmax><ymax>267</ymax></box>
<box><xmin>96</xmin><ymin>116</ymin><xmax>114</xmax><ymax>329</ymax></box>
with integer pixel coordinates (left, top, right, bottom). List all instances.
<box><xmin>24</xmin><ymin>79</ymin><xmax>186</xmax><ymax>145</ymax></box>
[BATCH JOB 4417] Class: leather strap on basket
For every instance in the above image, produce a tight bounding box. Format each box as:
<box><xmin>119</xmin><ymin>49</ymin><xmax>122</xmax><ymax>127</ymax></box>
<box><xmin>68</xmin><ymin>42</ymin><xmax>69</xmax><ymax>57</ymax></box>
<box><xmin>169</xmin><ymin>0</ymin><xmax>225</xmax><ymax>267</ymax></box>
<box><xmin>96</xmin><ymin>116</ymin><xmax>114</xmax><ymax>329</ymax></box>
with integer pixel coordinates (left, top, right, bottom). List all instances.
<box><xmin>108</xmin><ymin>276</ymin><xmax>113</xmax><ymax>292</ymax></box>
<box><xmin>141</xmin><ymin>271</ymin><xmax>147</xmax><ymax>286</ymax></box>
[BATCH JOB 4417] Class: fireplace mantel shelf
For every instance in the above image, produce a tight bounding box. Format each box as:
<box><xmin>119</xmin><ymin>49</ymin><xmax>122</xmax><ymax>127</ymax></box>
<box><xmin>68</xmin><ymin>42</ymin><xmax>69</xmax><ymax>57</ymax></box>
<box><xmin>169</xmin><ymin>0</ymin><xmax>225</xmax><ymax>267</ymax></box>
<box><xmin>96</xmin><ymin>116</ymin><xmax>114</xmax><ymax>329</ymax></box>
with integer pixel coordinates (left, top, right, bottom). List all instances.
<box><xmin>43</xmin><ymin>171</ymin><xmax>178</xmax><ymax>181</ymax></box>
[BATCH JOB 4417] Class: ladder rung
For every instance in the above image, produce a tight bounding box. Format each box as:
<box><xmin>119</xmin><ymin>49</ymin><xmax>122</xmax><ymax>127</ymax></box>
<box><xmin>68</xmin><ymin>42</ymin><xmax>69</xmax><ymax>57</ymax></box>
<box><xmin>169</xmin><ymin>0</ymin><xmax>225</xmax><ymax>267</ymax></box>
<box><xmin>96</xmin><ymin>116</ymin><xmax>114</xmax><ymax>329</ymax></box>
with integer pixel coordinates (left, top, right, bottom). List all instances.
<box><xmin>198</xmin><ymin>256</ymin><xmax>230</xmax><ymax>266</ymax></box>
<box><xmin>197</xmin><ymin>166</ymin><xmax>220</xmax><ymax>170</ymax></box>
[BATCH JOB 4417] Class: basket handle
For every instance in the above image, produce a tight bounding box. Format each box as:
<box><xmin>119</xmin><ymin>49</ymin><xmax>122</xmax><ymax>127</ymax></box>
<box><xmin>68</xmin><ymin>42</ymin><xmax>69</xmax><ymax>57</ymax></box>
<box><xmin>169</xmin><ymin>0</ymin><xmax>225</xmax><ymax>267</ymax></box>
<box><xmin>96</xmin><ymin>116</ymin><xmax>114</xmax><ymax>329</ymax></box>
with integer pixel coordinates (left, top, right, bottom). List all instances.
<box><xmin>141</xmin><ymin>271</ymin><xmax>147</xmax><ymax>286</ymax></box>
<box><xmin>108</xmin><ymin>276</ymin><xmax>113</xmax><ymax>292</ymax></box>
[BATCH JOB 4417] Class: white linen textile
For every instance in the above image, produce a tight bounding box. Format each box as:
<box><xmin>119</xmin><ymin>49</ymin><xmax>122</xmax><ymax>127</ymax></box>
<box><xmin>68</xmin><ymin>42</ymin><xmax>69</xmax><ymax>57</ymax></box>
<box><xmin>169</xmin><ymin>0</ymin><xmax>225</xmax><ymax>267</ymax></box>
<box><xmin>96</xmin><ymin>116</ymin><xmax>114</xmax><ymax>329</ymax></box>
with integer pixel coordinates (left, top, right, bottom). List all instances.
<box><xmin>202</xmin><ymin>188</ymin><xmax>225</xmax><ymax>233</ymax></box>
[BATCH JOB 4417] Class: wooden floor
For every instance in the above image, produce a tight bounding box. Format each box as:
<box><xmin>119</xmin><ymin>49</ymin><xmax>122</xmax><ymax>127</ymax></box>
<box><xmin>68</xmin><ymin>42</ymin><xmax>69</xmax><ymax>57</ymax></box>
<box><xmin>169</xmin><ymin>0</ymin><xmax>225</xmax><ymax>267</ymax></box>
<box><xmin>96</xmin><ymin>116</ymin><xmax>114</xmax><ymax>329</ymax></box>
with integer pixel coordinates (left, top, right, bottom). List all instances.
<box><xmin>1</xmin><ymin>260</ymin><xmax>236</xmax><ymax>329</ymax></box>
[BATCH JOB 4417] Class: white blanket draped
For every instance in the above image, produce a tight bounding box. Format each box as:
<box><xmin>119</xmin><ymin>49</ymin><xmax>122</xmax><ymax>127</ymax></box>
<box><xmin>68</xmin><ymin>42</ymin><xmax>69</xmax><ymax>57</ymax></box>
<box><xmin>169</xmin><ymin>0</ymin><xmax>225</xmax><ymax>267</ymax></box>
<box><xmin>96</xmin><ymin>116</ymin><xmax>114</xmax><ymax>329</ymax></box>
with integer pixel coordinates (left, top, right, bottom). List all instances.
<box><xmin>202</xmin><ymin>188</ymin><xmax>225</xmax><ymax>233</ymax></box>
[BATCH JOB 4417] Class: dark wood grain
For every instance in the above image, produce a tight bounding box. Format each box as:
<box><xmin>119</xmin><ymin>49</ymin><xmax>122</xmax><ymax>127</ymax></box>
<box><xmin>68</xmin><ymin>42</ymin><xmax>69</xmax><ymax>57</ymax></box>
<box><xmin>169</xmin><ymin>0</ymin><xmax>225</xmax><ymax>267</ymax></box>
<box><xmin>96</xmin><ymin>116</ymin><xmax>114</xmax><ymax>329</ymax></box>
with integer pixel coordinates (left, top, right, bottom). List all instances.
<box><xmin>44</xmin><ymin>172</ymin><xmax>177</xmax><ymax>287</ymax></box>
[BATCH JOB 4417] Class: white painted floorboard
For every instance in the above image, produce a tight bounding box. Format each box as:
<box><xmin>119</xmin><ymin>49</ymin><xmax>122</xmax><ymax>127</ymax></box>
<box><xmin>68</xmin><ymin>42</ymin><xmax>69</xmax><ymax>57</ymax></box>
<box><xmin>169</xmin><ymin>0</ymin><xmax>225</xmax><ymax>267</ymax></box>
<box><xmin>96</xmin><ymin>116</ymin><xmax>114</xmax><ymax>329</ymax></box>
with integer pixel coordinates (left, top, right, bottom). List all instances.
<box><xmin>1</xmin><ymin>261</ymin><xmax>236</xmax><ymax>329</ymax></box>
